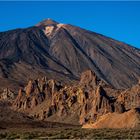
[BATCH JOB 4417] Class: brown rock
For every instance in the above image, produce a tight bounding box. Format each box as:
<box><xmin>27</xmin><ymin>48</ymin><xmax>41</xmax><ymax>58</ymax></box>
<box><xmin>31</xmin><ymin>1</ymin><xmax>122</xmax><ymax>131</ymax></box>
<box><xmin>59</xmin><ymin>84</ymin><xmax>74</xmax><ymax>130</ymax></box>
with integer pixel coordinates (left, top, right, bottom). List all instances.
<box><xmin>0</xmin><ymin>88</ymin><xmax>15</xmax><ymax>100</ymax></box>
<box><xmin>80</xmin><ymin>70</ymin><xmax>100</xmax><ymax>89</ymax></box>
<box><xmin>31</xmin><ymin>96</ymin><xmax>38</xmax><ymax>108</ymax></box>
<box><xmin>25</xmin><ymin>80</ymin><xmax>33</xmax><ymax>96</ymax></box>
<box><xmin>83</xmin><ymin>108</ymin><xmax>140</xmax><ymax>129</ymax></box>
<box><xmin>11</xmin><ymin>71</ymin><xmax>140</xmax><ymax>128</ymax></box>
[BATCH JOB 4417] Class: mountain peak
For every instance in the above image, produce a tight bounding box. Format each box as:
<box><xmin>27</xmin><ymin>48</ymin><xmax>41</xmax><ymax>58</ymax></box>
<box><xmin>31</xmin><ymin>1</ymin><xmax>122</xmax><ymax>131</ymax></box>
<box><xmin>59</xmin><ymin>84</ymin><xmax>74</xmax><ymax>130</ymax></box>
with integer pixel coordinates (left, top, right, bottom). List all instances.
<box><xmin>36</xmin><ymin>18</ymin><xmax>59</xmax><ymax>27</ymax></box>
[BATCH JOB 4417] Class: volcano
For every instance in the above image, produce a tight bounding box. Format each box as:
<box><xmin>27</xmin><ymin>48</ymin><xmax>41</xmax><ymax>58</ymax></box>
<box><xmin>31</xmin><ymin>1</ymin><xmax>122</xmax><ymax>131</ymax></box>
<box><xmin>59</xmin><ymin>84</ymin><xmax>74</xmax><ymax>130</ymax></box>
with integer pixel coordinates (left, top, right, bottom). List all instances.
<box><xmin>0</xmin><ymin>18</ymin><xmax>140</xmax><ymax>90</ymax></box>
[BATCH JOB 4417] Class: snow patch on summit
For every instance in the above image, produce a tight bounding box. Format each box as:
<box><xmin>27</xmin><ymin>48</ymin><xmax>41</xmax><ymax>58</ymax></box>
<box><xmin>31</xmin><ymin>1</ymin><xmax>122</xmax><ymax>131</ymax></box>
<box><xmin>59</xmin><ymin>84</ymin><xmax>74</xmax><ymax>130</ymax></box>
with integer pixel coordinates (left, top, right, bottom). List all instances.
<box><xmin>44</xmin><ymin>26</ymin><xmax>54</xmax><ymax>36</ymax></box>
<box><xmin>43</xmin><ymin>23</ymin><xmax>65</xmax><ymax>37</ymax></box>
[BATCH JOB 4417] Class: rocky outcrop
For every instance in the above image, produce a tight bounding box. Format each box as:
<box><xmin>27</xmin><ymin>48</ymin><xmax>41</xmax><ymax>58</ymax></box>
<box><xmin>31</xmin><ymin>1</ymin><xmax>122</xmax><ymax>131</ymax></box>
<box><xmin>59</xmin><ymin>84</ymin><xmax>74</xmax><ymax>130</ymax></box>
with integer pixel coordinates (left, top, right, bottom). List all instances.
<box><xmin>13</xmin><ymin>78</ymin><xmax>63</xmax><ymax>111</ymax></box>
<box><xmin>115</xmin><ymin>84</ymin><xmax>140</xmax><ymax>111</ymax></box>
<box><xmin>83</xmin><ymin>108</ymin><xmax>140</xmax><ymax>129</ymax></box>
<box><xmin>91</xmin><ymin>86</ymin><xmax>114</xmax><ymax>116</ymax></box>
<box><xmin>12</xmin><ymin>70</ymin><xmax>112</xmax><ymax>123</ymax></box>
<box><xmin>82</xmin><ymin>75</ymin><xmax>140</xmax><ymax>128</ymax></box>
<box><xmin>25</xmin><ymin>80</ymin><xmax>34</xmax><ymax>97</ymax></box>
<box><xmin>0</xmin><ymin>88</ymin><xmax>15</xmax><ymax>100</ymax></box>
<box><xmin>79</xmin><ymin>70</ymin><xmax>100</xmax><ymax>88</ymax></box>
<box><xmin>11</xmin><ymin>70</ymin><xmax>140</xmax><ymax>128</ymax></box>
<box><xmin>79</xmin><ymin>85</ymin><xmax>115</xmax><ymax>124</ymax></box>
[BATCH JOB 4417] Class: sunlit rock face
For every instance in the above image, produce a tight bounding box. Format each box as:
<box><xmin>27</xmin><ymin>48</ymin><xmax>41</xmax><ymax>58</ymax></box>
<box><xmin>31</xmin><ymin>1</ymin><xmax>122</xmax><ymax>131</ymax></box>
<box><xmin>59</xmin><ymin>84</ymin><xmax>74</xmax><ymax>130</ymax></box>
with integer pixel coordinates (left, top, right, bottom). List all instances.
<box><xmin>82</xmin><ymin>108</ymin><xmax>140</xmax><ymax>129</ymax></box>
<box><xmin>11</xmin><ymin>69</ymin><xmax>140</xmax><ymax>128</ymax></box>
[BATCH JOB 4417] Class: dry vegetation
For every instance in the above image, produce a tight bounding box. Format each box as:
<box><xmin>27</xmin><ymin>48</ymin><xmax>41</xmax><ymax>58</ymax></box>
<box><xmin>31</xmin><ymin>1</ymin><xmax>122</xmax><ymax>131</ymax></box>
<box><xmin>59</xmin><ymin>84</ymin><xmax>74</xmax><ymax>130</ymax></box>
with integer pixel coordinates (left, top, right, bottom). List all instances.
<box><xmin>1</xmin><ymin>128</ymin><xmax>140</xmax><ymax>139</ymax></box>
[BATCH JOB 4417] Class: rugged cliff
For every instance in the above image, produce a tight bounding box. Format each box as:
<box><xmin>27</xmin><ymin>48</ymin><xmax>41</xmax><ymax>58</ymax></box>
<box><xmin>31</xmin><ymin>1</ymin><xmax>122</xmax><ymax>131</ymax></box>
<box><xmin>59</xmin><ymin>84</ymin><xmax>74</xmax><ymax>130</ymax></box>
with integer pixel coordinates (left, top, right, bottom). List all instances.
<box><xmin>11</xmin><ymin>70</ymin><xmax>140</xmax><ymax>128</ymax></box>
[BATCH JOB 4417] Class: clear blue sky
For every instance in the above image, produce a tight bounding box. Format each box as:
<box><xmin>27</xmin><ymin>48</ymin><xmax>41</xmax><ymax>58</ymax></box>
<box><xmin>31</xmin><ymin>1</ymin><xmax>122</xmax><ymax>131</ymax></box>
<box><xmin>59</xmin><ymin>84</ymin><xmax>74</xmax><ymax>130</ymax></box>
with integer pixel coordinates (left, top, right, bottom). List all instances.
<box><xmin>0</xmin><ymin>1</ymin><xmax>140</xmax><ymax>48</ymax></box>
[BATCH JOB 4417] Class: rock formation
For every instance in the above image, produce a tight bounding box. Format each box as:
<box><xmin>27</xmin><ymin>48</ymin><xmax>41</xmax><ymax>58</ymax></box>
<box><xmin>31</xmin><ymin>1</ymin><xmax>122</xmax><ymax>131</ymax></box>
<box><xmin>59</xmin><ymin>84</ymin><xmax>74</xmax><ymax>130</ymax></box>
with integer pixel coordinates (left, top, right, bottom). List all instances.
<box><xmin>83</xmin><ymin>108</ymin><xmax>140</xmax><ymax>129</ymax></box>
<box><xmin>0</xmin><ymin>88</ymin><xmax>15</xmax><ymax>101</ymax></box>
<box><xmin>11</xmin><ymin>69</ymin><xmax>140</xmax><ymax>128</ymax></box>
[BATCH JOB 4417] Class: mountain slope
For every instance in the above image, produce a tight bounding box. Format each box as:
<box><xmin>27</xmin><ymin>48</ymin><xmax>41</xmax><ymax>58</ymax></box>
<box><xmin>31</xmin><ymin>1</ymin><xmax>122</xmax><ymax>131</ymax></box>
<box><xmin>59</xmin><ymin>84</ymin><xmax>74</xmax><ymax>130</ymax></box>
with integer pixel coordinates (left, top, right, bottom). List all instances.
<box><xmin>0</xmin><ymin>18</ymin><xmax>140</xmax><ymax>89</ymax></box>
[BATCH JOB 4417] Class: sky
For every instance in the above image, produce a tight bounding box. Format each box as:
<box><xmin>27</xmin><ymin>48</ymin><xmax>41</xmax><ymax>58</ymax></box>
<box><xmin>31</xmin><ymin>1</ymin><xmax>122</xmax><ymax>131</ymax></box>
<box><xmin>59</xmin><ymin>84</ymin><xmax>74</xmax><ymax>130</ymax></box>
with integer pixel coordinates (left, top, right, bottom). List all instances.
<box><xmin>0</xmin><ymin>1</ymin><xmax>140</xmax><ymax>48</ymax></box>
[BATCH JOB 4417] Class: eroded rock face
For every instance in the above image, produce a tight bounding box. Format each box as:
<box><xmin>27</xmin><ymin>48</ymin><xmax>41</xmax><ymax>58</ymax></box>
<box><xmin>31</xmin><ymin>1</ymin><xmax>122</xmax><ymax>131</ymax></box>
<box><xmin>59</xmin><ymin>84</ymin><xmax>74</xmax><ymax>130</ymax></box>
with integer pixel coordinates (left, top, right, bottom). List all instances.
<box><xmin>116</xmin><ymin>84</ymin><xmax>140</xmax><ymax>111</ymax></box>
<box><xmin>12</xmin><ymin>70</ymin><xmax>111</xmax><ymax>123</ymax></box>
<box><xmin>12</xmin><ymin>70</ymin><xmax>140</xmax><ymax>128</ymax></box>
<box><xmin>80</xmin><ymin>70</ymin><xmax>100</xmax><ymax>88</ymax></box>
<box><xmin>13</xmin><ymin>78</ymin><xmax>63</xmax><ymax>111</ymax></box>
<box><xmin>25</xmin><ymin>80</ymin><xmax>34</xmax><ymax>97</ymax></box>
<box><xmin>0</xmin><ymin>88</ymin><xmax>15</xmax><ymax>100</ymax></box>
<box><xmin>79</xmin><ymin>85</ymin><xmax>115</xmax><ymax>124</ymax></box>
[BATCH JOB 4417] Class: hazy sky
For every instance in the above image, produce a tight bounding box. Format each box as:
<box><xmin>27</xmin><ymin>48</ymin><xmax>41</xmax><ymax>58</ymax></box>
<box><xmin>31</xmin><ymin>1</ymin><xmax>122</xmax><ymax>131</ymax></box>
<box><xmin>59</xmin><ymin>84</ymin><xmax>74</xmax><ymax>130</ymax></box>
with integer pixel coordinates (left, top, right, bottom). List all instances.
<box><xmin>0</xmin><ymin>1</ymin><xmax>140</xmax><ymax>48</ymax></box>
